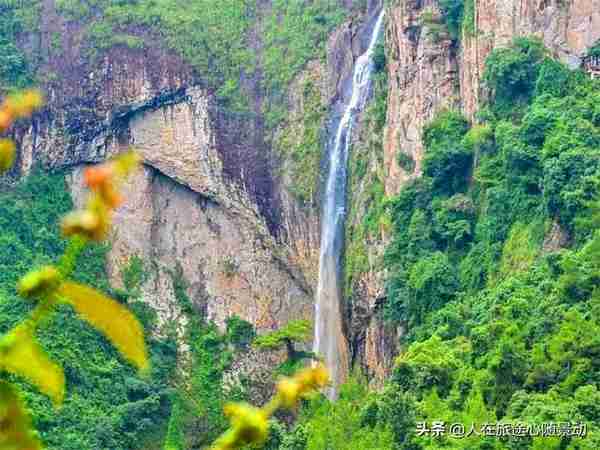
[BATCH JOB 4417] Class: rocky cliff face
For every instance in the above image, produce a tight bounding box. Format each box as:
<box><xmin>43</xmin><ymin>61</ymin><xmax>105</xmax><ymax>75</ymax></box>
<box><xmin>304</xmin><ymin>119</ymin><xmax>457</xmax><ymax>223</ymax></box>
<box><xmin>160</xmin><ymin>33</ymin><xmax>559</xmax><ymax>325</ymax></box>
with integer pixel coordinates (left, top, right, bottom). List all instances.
<box><xmin>384</xmin><ymin>0</ymin><xmax>599</xmax><ymax>194</ymax></box>
<box><xmin>10</xmin><ymin>0</ymin><xmax>395</xmax><ymax>396</ymax></box>
<box><xmin>350</xmin><ymin>0</ymin><xmax>599</xmax><ymax>385</ymax></box>
<box><xmin>11</xmin><ymin>4</ymin><xmax>317</xmax><ymax>398</ymax></box>
<box><xmin>384</xmin><ymin>0</ymin><xmax>461</xmax><ymax>196</ymax></box>
<box><xmin>16</xmin><ymin>36</ymin><xmax>309</xmax><ymax>334</ymax></box>
<box><xmin>460</xmin><ymin>0</ymin><xmax>600</xmax><ymax>119</ymax></box>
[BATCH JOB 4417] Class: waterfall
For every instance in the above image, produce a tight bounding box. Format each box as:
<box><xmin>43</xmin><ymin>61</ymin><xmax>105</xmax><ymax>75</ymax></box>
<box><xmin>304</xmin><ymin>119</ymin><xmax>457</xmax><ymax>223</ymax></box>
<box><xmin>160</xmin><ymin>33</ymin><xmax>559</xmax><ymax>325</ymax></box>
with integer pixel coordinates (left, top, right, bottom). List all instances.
<box><xmin>314</xmin><ymin>9</ymin><xmax>386</xmax><ymax>399</ymax></box>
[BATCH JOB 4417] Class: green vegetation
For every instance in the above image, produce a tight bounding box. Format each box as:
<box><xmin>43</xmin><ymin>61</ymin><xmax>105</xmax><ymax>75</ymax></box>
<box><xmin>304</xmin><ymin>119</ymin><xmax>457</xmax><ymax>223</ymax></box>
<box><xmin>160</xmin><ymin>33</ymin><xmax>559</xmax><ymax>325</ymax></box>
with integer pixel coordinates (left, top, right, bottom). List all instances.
<box><xmin>482</xmin><ymin>37</ymin><xmax>546</xmax><ymax>118</ymax></box>
<box><xmin>0</xmin><ymin>0</ymin><xmax>39</xmax><ymax>90</ymax></box>
<box><xmin>422</xmin><ymin>110</ymin><xmax>472</xmax><ymax>195</ymax></box>
<box><xmin>420</xmin><ymin>8</ymin><xmax>447</xmax><ymax>43</ymax></box>
<box><xmin>289</xmin><ymin>376</ymin><xmax>396</xmax><ymax>449</ymax></box>
<box><xmin>437</xmin><ymin>0</ymin><xmax>464</xmax><ymax>41</ymax></box>
<box><xmin>226</xmin><ymin>315</ymin><xmax>256</xmax><ymax>349</ymax></box>
<box><xmin>275</xmin><ymin>79</ymin><xmax>326</xmax><ymax>206</ymax></box>
<box><xmin>397</xmin><ymin>151</ymin><xmax>416</xmax><ymax>173</ymax></box>
<box><xmin>58</xmin><ymin>0</ymin><xmax>256</xmax><ymax>108</ymax></box>
<box><xmin>51</xmin><ymin>0</ymin><xmax>346</xmax><ymax>113</ymax></box>
<box><xmin>263</xmin><ymin>1</ymin><xmax>346</xmax><ymax>98</ymax></box>
<box><xmin>119</xmin><ymin>254</ymin><xmax>149</xmax><ymax>299</ymax></box>
<box><xmin>174</xmin><ymin>321</ymin><xmax>241</xmax><ymax>449</ymax></box>
<box><xmin>5</xmin><ymin>0</ymin><xmax>600</xmax><ymax>446</ymax></box>
<box><xmin>344</xmin><ymin>39</ymin><xmax>390</xmax><ymax>297</ymax></box>
<box><xmin>254</xmin><ymin>320</ymin><xmax>313</xmax><ymax>376</ymax></box>
<box><xmin>587</xmin><ymin>40</ymin><xmax>600</xmax><ymax>57</ymax></box>
<box><xmin>0</xmin><ymin>171</ymin><xmax>177</xmax><ymax>449</ymax></box>
<box><xmin>295</xmin><ymin>37</ymin><xmax>600</xmax><ymax>450</ymax></box>
<box><xmin>410</xmin><ymin>0</ymin><xmax>475</xmax><ymax>42</ymax></box>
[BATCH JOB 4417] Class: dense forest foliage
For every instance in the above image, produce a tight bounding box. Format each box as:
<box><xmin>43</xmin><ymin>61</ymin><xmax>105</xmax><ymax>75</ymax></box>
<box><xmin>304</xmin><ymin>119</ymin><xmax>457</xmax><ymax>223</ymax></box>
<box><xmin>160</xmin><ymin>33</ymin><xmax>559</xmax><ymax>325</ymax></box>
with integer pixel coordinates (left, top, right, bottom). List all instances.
<box><xmin>299</xmin><ymin>38</ymin><xmax>600</xmax><ymax>450</ymax></box>
<box><xmin>0</xmin><ymin>172</ymin><xmax>178</xmax><ymax>449</ymax></box>
<box><xmin>0</xmin><ymin>170</ymin><xmax>305</xmax><ymax>449</ymax></box>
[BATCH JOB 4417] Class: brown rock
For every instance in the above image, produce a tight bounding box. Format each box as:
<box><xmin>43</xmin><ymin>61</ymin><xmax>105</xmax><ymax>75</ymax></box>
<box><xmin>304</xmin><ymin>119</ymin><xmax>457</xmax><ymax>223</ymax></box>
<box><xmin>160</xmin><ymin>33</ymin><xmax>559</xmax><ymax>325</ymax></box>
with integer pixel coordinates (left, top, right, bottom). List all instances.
<box><xmin>384</xmin><ymin>1</ymin><xmax>461</xmax><ymax>196</ymax></box>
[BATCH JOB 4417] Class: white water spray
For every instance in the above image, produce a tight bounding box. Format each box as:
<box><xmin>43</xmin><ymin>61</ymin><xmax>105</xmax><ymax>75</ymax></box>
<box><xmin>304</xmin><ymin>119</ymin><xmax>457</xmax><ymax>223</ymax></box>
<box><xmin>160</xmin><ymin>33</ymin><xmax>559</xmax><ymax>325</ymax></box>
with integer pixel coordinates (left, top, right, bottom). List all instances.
<box><xmin>314</xmin><ymin>9</ymin><xmax>386</xmax><ymax>399</ymax></box>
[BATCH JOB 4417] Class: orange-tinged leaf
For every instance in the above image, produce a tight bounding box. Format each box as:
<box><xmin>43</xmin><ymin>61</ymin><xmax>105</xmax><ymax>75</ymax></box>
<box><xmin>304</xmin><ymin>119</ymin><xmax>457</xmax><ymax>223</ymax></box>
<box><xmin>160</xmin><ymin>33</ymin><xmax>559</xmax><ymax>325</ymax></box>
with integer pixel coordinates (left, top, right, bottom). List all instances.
<box><xmin>58</xmin><ymin>282</ymin><xmax>149</xmax><ymax>372</ymax></box>
<box><xmin>0</xmin><ymin>110</ymin><xmax>11</xmax><ymax>131</ymax></box>
<box><xmin>0</xmin><ymin>324</ymin><xmax>65</xmax><ymax>406</ymax></box>
<box><xmin>84</xmin><ymin>165</ymin><xmax>113</xmax><ymax>189</ymax></box>
<box><xmin>0</xmin><ymin>381</ymin><xmax>43</xmax><ymax>450</ymax></box>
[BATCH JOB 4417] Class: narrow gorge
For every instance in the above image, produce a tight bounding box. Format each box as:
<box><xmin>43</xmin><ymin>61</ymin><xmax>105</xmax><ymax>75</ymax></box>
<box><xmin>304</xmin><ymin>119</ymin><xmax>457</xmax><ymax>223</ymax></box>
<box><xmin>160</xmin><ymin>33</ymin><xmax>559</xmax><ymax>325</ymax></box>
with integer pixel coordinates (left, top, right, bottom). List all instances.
<box><xmin>315</xmin><ymin>9</ymin><xmax>385</xmax><ymax>398</ymax></box>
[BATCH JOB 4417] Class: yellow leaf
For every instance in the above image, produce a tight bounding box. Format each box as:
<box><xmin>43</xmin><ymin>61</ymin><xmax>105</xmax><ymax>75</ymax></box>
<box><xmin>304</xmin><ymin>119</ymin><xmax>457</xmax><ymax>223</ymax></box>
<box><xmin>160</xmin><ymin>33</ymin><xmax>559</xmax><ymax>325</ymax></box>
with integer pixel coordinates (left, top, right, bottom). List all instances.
<box><xmin>4</xmin><ymin>89</ymin><xmax>44</xmax><ymax>119</ymax></box>
<box><xmin>0</xmin><ymin>381</ymin><xmax>43</xmax><ymax>450</ymax></box>
<box><xmin>58</xmin><ymin>282</ymin><xmax>149</xmax><ymax>372</ymax></box>
<box><xmin>211</xmin><ymin>403</ymin><xmax>269</xmax><ymax>450</ymax></box>
<box><xmin>0</xmin><ymin>324</ymin><xmax>65</xmax><ymax>406</ymax></box>
<box><xmin>0</xmin><ymin>139</ymin><xmax>16</xmax><ymax>174</ymax></box>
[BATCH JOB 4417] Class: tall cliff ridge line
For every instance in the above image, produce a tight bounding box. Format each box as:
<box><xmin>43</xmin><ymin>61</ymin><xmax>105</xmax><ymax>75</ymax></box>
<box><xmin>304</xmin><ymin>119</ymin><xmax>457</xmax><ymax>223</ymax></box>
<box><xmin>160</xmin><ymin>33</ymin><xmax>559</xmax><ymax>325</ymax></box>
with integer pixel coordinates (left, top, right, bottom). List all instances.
<box><xmin>460</xmin><ymin>0</ymin><xmax>600</xmax><ymax>118</ymax></box>
<box><xmin>9</xmin><ymin>1</ymin><xmax>321</xmax><ymax>392</ymax></box>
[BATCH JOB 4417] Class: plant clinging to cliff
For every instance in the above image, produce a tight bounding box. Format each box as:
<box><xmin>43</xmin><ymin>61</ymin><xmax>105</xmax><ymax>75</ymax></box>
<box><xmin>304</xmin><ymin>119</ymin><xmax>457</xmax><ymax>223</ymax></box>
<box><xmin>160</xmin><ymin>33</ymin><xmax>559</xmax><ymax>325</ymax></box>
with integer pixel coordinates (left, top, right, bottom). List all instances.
<box><xmin>253</xmin><ymin>320</ymin><xmax>312</xmax><ymax>351</ymax></box>
<box><xmin>253</xmin><ymin>320</ymin><xmax>316</xmax><ymax>375</ymax></box>
<box><xmin>0</xmin><ymin>148</ymin><xmax>148</xmax><ymax>449</ymax></box>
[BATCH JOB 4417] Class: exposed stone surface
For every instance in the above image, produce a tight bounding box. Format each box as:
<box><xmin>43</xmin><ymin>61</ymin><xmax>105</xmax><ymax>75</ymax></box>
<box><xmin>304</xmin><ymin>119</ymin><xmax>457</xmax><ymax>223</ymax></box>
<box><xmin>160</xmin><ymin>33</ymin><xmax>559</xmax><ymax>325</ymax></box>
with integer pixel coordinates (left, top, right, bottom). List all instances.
<box><xmin>12</xmin><ymin>0</ymin><xmax>400</xmax><ymax>394</ymax></box>
<box><xmin>362</xmin><ymin>0</ymin><xmax>598</xmax><ymax>385</ymax></box>
<box><xmin>344</xmin><ymin>89</ymin><xmax>402</xmax><ymax>386</ymax></box>
<box><xmin>69</xmin><ymin>162</ymin><xmax>312</xmax><ymax>336</ymax></box>
<box><xmin>274</xmin><ymin>61</ymin><xmax>324</xmax><ymax>289</ymax></box>
<box><xmin>15</xmin><ymin>33</ymin><xmax>195</xmax><ymax>175</ymax></box>
<box><xmin>347</xmin><ymin>0</ymin><xmax>464</xmax><ymax>383</ymax></box>
<box><xmin>17</xmin><ymin>0</ymin><xmax>597</xmax><ymax>393</ymax></box>
<box><xmin>223</xmin><ymin>347</ymin><xmax>287</xmax><ymax>405</ymax></box>
<box><xmin>350</xmin><ymin>276</ymin><xmax>401</xmax><ymax>387</ymax></box>
<box><xmin>12</xmin><ymin>2</ymin><xmax>319</xmax><ymax>402</ymax></box>
<box><xmin>383</xmin><ymin>1</ymin><xmax>461</xmax><ymax>197</ymax></box>
<box><xmin>383</xmin><ymin>0</ymin><xmax>600</xmax><ymax>195</ymax></box>
<box><xmin>542</xmin><ymin>220</ymin><xmax>570</xmax><ymax>253</ymax></box>
<box><xmin>460</xmin><ymin>0</ymin><xmax>600</xmax><ymax>119</ymax></box>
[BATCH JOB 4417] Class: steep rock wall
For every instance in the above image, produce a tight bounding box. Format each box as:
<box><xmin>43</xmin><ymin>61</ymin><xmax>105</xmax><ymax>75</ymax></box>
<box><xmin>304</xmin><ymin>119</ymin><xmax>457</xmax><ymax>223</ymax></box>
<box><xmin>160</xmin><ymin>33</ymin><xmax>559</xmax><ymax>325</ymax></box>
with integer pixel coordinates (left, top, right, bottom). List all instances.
<box><xmin>460</xmin><ymin>0</ymin><xmax>600</xmax><ymax>118</ymax></box>
<box><xmin>343</xmin><ymin>0</ymin><xmax>462</xmax><ymax>385</ymax></box>
<box><xmin>384</xmin><ymin>0</ymin><xmax>461</xmax><ymax>197</ymax></box>
<box><xmin>272</xmin><ymin>5</ymin><xmax>400</xmax><ymax>387</ymax></box>
<box><xmin>274</xmin><ymin>11</ymin><xmax>378</xmax><ymax>291</ymax></box>
<box><xmin>69</xmin><ymin>162</ymin><xmax>312</xmax><ymax>336</ymax></box>
<box><xmin>10</xmin><ymin>1</ymin><xmax>407</xmax><ymax>396</ymax></box>
<box><xmin>461</xmin><ymin>0</ymin><xmax>600</xmax><ymax>119</ymax></box>
<box><xmin>382</xmin><ymin>0</ymin><xmax>599</xmax><ymax>199</ymax></box>
<box><xmin>9</xmin><ymin>5</ymin><xmax>315</xmax><ymax>396</ymax></box>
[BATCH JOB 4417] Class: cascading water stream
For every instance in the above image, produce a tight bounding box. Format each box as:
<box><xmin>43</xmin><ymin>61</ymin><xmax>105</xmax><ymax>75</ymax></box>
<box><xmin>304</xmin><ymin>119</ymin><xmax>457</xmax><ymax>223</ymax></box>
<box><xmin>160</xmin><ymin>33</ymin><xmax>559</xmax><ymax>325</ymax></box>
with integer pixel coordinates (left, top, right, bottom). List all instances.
<box><xmin>314</xmin><ymin>9</ymin><xmax>386</xmax><ymax>399</ymax></box>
